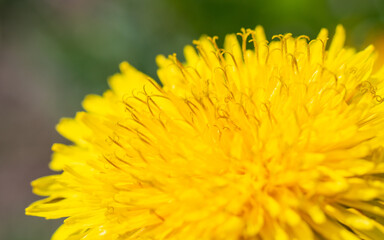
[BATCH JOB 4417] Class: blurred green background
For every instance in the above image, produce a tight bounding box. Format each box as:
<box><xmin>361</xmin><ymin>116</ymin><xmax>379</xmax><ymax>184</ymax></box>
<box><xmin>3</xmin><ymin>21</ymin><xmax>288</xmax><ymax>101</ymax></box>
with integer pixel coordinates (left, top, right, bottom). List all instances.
<box><xmin>0</xmin><ymin>0</ymin><xmax>383</xmax><ymax>239</ymax></box>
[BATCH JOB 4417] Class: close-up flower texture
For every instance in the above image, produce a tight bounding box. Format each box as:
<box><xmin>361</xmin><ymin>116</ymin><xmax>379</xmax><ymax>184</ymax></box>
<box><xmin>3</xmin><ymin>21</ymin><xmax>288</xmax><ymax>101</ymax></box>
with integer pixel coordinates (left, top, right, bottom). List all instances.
<box><xmin>26</xmin><ymin>26</ymin><xmax>384</xmax><ymax>240</ymax></box>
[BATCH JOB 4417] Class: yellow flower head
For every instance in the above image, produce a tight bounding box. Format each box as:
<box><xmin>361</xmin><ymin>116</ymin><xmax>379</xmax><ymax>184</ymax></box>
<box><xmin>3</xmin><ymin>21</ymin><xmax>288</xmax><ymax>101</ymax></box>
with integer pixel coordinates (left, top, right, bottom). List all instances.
<box><xmin>27</xmin><ymin>26</ymin><xmax>384</xmax><ymax>240</ymax></box>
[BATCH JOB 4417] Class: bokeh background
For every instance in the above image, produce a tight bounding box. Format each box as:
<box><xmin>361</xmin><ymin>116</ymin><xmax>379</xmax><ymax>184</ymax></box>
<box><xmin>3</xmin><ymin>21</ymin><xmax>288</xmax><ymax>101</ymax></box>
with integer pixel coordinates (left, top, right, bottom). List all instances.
<box><xmin>1</xmin><ymin>0</ymin><xmax>384</xmax><ymax>239</ymax></box>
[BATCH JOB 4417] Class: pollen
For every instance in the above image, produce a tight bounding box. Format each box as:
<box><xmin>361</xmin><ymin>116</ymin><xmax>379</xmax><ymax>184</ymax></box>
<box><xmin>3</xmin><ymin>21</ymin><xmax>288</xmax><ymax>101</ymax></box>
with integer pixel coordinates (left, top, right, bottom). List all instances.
<box><xmin>26</xmin><ymin>25</ymin><xmax>384</xmax><ymax>240</ymax></box>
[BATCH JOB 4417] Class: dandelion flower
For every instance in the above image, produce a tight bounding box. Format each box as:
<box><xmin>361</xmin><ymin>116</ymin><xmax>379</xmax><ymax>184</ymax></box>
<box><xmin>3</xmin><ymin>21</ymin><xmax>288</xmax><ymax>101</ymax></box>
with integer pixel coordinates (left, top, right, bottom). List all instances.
<box><xmin>26</xmin><ymin>26</ymin><xmax>384</xmax><ymax>240</ymax></box>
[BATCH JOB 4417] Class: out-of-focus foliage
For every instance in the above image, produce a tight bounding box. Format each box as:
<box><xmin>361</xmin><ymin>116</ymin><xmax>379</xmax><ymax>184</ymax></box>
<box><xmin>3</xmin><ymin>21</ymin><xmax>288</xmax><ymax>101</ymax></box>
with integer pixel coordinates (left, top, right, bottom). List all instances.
<box><xmin>2</xmin><ymin>0</ymin><xmax>383</xmax><ymax>98</ymax></box>
<box><xmin>0</xmin><ymin>0</ymin><xmax>383</xmax><ymax>239</ymax></box>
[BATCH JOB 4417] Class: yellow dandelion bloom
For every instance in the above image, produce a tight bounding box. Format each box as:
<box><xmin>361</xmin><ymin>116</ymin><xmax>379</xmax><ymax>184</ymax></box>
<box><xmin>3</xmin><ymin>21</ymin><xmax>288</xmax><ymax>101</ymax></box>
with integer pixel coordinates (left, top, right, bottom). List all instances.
<box><xmin>27</xmin><ymin>25</ymin><xmax>384</xmax><ymax>240</ymax></box>
<box><xmin>373</xmin><ymin>33</ymin><xmax>384</xmax><ymax>72</ymax></box>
